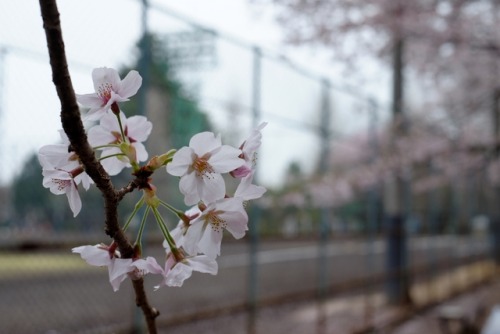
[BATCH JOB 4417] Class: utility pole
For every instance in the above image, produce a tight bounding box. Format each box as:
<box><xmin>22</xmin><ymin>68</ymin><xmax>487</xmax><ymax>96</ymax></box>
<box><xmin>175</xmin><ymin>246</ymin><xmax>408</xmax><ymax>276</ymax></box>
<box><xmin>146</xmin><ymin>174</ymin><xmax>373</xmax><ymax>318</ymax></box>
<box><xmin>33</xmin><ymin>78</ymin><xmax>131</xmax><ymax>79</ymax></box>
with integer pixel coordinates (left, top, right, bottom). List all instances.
<box><xmin>384</xmin><ymin>16</ymin><xmax>412</xmax><ymax>305</ymax></box>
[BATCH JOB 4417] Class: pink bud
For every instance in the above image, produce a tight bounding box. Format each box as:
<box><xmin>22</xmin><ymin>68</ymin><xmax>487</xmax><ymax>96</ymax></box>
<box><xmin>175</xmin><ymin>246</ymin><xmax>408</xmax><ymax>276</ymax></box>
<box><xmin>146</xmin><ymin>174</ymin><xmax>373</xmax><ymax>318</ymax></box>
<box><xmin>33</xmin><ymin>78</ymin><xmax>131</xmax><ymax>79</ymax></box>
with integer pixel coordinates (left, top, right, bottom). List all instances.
<box><xmin>230</xmin><ymin>165</ymin><xmax>252</xmax><ymax>178</ymax></box>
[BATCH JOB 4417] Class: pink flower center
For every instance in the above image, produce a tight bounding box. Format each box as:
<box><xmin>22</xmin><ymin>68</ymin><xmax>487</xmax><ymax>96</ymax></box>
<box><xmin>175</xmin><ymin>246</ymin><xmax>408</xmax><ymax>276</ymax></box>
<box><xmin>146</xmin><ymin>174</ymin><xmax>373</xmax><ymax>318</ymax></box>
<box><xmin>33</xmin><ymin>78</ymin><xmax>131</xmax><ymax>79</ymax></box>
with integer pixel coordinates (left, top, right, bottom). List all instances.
<box><xmin>205</xmin><ymin>210</ymin><xmax>226</xmax><ymax>232</ymax></box>
<box><xmin>97</xmin><ymin>82</ymin><xmax>113</xmax><ymax>103</ymax></box>
<box><xmin>52</xmin><ymin>178</ymin><xmax>72</xmax><ymax>191</ymax></box>
<box><xmin>192</xmin><ymin>155</ymin><xmax>214</xmax><ymax>179</ymax></box>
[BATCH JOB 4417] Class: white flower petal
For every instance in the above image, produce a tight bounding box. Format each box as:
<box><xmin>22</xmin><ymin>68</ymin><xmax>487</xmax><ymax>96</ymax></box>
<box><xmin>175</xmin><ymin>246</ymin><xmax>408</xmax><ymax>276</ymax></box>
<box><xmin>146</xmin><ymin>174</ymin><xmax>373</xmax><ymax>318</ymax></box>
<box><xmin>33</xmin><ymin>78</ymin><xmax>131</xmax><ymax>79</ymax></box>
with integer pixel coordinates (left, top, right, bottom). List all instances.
<box><xmin>127</xmin><ymin>116</ymin><xmax>152</xmax><ymax>142</ymax></box>
<box><xmin>66</xmin><ymin>182</ymin><xmax>82</xmax><ymax>217</ymax></box>
<box><xmin>100</xmin><ymin>154</ymin><xmax>127</xmax><ymax>176</ymax></box>
<box><xmin>108</xmin><ymin>258</ymin><xmax>133</xmax><ymax>292</ymax></box>
<box><xmin>133</xmin><ymin>257</ymin><xmax>164</xmax><ymax>275</ymax></box>
<box><xmin>209</xmin><ymin>145</ymin><xmax>244</xmax><ymax>172</ymax></box>
<box><xmin>167</xmin><ymin>147</ymin><xmax>194</xmax><ymax>176</ymax></box>
<box><xmin>183</xmin><ymin>219</ymin><xmax>204</xmax><ymax>256</ymax></box>
<box><xmin>76</xmin><ymin>93</ymin><xmax>103</xmax><ymax>108</ymax></box>
<box><xmin>165</xmin><ymin>262</ymin><xmax>193</xmax><ymax>287</ymax></box>
<box><xmin>179</xmin><ymin>174</ymin><xmax>201</xmax><ymax>206</ymax></box>
<box><xmin>188</xmin><ymin>256</ymin><xmax>218</xmax><ymax>275</ymax></box>
<box><xmin>133</xmin><ymin>142</ymin><xmax>148</xmax><ymax>162</ymax></box>
<box><xmin>235</xmin><ymin>173</ymin><xmax>267</xmax><ymax>200</ymax></box>
<box><xmin>38</xmin><ymin>144</ymin><xmax>72</xmax><ymax>169</ymax></box>
<box><xmin>222</xmin><ymin>211</ymin><xmax>248</xmax><ymax>239</ymax></box>
<box><xmin>75</xmin><ymin>172</ymin><xmax>93</xmax><ymax>191</ymax></box>
<box><xmin>197</xmin><ymin>225</ymin><xmax>222</xmax><ymax>260</ymax></box>
<box><xmin>118</xmin><ymin>70</ymin><xmax>142</xmax><ymax>98</ymax></box>
<box><xmin>88</xmin><ymin>125</ymin><xmax>117</xmax><ymax>147</ymax></box>
<box><xmin>92</xmin><ymin>67</ymin><xmax>121</xmax><ymax>93</ymax></box>
<box><xmin>199</xmin><ymin>173</ymin><xmax>226</xmax><ymax>204</ymax></box>
<box><xmin>98</xmin><ymin>112</ymin><xmax>122</xmax><ymax>132</ymax></box>
<box><xmin>72</xmin><ymin>245</ymin><xmax>111</xmax><ymax>266</ymax></box>
<box><xmin>189</xmin><ymin>132</ymin><xmax>221</xmax><ymax>156</ymax></box>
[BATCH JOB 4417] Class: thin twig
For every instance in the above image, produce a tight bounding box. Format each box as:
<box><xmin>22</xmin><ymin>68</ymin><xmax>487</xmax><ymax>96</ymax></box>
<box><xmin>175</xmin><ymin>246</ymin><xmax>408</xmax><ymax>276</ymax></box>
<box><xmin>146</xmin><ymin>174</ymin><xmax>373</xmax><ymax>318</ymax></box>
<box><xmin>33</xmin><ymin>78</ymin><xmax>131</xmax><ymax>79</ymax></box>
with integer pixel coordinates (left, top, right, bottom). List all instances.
<box><xmin>116</xmin><ymin>181</ymin><xmax>140</xmax><ymax>201</ymax></box>
<box><xmin>38</xmin><ymin>0</ymin><xmax>159</xmax><ymax>332</ymax></box>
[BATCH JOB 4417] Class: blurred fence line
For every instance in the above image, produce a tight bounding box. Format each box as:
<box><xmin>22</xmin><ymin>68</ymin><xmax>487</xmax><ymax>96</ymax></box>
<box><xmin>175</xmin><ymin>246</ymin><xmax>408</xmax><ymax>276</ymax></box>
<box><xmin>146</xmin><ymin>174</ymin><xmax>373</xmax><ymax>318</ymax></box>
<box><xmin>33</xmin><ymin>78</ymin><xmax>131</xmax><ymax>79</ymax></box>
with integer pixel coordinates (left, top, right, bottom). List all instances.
<box><xmin>1</xmin><ymin>0</ymin><xmax>500</xmax><ymax>333</ymax></box>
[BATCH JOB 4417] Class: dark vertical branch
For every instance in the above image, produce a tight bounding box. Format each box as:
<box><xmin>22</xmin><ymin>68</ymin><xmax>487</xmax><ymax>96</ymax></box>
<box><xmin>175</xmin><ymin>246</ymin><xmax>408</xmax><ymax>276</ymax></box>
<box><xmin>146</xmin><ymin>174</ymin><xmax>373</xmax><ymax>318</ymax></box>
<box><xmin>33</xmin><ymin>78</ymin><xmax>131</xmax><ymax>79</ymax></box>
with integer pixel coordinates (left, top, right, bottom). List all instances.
<box><xmin>38</xmin><ymin>0</ymin><xmax>159</xmax><ymax>332</ymax></box>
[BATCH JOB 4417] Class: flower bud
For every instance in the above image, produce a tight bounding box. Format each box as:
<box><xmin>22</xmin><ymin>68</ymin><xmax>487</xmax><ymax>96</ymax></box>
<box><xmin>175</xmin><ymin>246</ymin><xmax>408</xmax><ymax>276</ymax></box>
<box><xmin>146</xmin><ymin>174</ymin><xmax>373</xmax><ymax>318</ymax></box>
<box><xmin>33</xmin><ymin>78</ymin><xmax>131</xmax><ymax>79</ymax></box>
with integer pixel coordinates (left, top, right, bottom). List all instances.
<box><xmin>146</xmin><ymin>149</ymin><xmax>176</xmax><ymax>171</ymax></box>
<box><xmin>230</xmin><ymin>165</ymin><xmax>252</xmax><ymax>178</ymax></box>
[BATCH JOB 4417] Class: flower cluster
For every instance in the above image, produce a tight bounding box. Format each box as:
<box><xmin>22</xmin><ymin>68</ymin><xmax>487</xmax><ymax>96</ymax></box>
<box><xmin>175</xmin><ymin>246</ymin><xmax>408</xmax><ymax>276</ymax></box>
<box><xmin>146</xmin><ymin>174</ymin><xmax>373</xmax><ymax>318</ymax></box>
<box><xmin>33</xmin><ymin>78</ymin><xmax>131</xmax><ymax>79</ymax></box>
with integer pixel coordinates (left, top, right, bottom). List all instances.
<box><xmin>39</xmin><ymin>67</ymin><xmax>266</xmax><ymax>291</ymax></box>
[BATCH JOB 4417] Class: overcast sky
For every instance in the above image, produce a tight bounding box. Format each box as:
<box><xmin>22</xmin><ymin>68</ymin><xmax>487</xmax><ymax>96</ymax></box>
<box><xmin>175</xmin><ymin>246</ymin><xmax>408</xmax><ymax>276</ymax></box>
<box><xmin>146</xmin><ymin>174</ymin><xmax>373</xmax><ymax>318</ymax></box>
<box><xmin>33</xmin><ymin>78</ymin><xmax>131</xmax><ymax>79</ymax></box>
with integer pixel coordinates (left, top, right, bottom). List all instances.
<box><xmin>0</xmin><ymin>0</ymin><xmax>390</xmax><ymax>187</ymax></box>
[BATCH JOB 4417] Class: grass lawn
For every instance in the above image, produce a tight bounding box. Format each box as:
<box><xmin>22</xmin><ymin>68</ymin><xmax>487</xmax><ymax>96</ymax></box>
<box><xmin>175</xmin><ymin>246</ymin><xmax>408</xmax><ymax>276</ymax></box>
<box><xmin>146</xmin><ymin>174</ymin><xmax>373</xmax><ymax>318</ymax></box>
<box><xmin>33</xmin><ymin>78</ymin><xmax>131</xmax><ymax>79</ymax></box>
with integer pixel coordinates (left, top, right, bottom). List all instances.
<box><xmin>0</xmin><ymin>251</ymin><xmax>99</xmax><ymax>279</ymax></box>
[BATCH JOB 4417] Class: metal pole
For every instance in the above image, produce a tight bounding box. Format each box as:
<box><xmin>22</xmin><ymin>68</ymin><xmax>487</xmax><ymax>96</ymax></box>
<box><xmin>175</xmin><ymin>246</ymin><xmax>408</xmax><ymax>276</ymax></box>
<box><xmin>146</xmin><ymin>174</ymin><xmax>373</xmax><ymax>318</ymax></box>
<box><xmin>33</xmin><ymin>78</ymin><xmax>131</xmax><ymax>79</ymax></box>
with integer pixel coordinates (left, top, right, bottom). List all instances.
<box><xmin>364</xmin><ymin>99</ymin><xmax>379</xmax><ymax>324</ymax></box>
<box><xmin>132</xmin><ymin>1</ymin><xmax>150</xmax><ymax>333</ymax></box>
<box><xmin>247</xmin><ymin>46</ymin><xmax>261</xmax><ymax>334</ymax></box>
<box><xmin>137</xmin><ymin>0</ymin><xmax>151</xmax><ymax>117</ymax></box>
<box><xmin>384</xmin><ymin>32</ymin><xmax>411</xmax><ymax>305</ymax></box>
<box><xmin>316</xmin><ymin>78</ymin><xmax>331</xmax><ymax>334</ymax></box>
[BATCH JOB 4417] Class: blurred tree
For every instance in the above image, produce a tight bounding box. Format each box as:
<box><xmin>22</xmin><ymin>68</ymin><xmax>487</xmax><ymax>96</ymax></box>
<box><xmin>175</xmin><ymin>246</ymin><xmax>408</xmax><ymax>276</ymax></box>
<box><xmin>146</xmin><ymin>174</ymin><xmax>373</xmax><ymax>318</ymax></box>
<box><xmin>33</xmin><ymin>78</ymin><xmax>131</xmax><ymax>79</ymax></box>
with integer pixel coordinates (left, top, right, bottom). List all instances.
<box><xmin>267</xmin><ymin>0</ymin><xmax>500</xmax><ymax>304</ymax></box>
<box><xmin>121</xmin><ymin>33</ymin><xmax>212</xmax><ymax>148</ymax></box>
<box><xmin>269</xmin><ymin>0</ymin><xmax>499</xmax><ymax>129</ymax></box>
<box><xmin>11</xmin><ymin>153</ymin><xmax>105</xmax><ymax>232</ymax></box>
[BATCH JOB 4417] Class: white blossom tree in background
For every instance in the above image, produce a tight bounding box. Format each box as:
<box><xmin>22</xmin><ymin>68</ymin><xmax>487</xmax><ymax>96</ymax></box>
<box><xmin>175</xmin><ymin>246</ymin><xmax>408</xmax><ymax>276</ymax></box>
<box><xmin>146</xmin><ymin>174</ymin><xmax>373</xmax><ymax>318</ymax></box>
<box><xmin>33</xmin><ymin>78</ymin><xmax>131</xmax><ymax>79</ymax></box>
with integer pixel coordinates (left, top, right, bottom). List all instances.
<box><xmin>263</xmin><ymin>0</ymin><xmax>500</xmax><ymax>304</ymax></box>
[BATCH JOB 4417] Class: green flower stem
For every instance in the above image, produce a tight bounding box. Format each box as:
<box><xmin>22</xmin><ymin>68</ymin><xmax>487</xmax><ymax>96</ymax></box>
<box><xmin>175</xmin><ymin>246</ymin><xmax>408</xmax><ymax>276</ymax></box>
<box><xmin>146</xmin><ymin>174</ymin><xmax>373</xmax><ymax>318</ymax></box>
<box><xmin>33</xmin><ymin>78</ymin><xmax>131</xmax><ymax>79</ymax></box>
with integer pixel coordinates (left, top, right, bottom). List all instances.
<box><xmin>135</xmin><ymin>205</ymin><xmax>151</xmax><ymax>247</ymax></box>
<box><xmin>159</xmin><ymin>199</ymin><xmax>185</xmax><ymax>217</ymax></box>
<box><xmin>92</xmin><ymin>144</ymin><xmax>120</xmax><ymax>150</ymax></box>
<box><xmin>115</xmin><ymin>113</ymin><xmax>127</xmax><ymax>143</ymax></box>
<box><xmin>130</xmin><ymin>160</ymin><xmax>140</xmax><ymax>173</ymax></box>
<box><xmin>123</xmin><ymin>197</ymin><xmax>145</xmax><ymax>232</ymax></box>
<box><xmin>152</xmin><ymin>207</ymin><xmax>177</xmax><ymax>252</ymax></box>
<box><xmin>98</xmin><ymin>153</ymin><xmax>127</xmax><ymax>161</ymax></box>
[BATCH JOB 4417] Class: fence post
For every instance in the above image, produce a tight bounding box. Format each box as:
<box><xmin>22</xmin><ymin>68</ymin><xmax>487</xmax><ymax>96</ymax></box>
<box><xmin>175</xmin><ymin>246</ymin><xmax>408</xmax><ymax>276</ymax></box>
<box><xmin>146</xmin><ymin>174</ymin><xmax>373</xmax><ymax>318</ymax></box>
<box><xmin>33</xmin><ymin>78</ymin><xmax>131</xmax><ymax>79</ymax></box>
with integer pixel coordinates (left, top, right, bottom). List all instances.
<box><xmin>247</xmin><ymin>45</ymin><xmax>262</xmax><ymax>334</ymax></box>
<box><xmin>364</xmin><ymin>99</ymin><xmax>379</xmax><ymax>324</ymax></box>
<box><xmin>384</xmin><ymin>33</ymin><xmax>412</xmax><ymax>306</ymax></box>
<box><xmin>316</xmin><ymin>78</ymin><xmax>331</xmax><ymax>333</ymax></box>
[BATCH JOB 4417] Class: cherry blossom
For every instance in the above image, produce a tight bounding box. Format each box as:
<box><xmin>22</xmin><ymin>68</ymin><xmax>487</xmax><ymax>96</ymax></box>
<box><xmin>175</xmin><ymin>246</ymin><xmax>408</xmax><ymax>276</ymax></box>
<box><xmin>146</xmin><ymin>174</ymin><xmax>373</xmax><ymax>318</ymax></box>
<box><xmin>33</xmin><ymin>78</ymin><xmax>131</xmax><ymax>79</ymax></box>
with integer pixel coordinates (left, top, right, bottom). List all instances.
<box><xmin>42</xmin><ymin>168</ymin><xmax>82</xmax><ymax>217</ymax></box>
<box><xmin>234</xmin><ymin>172</ymin><xmax>267</xmax><ymax>201</ymax></box>
<box><xmin>183</xmin><ymin>197</ymin><xmax>248</xmax><ymax>259</ymax></box>
<box><xmin>166</xmin><ymin>132</ymin><xmax>244</xmax><ymax>206</ymax></box>
<box><xmin>72</xmin><ymin>244</ymin><xmax>134</xmax><ymax>292</ymax></box>
<box><xmin>88</xmin><ymin>111</ymin><xmax>152</xmax><ymax>175</ymax></box>
<box><xmin>167</xmin><ymin>206</ymin><xmax>201</xmax><ymax>250</ymax></box>
<box><xmin>76</xmin><ymin>67</ymin><xmax>142</xmax><ymax>121</ymax></box>
<box><xmin>231</xmin><ymin>122</ymin><xmax>267</xmax><ymax>178</ymax></box>
<box><xmin>38</xmin><ymin>130</ymin><xmax>93</xmax><ymax>189</ymax></box>
<box><xmin>133</xmin><ymin>250</ymin><xmax>217</xmax><ymax>288</ymax></box>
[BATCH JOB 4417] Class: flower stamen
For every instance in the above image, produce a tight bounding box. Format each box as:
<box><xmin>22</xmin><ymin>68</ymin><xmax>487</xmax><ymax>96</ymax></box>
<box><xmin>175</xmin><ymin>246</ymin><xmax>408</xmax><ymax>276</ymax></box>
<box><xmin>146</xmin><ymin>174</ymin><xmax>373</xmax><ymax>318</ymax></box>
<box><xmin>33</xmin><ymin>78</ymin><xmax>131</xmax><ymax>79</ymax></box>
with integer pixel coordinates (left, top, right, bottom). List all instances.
<box><xmin>97</xmin><ymin>83</ymin><xmax>113</xmax><ymax>103</ymax></box>
<box><xmin>205</xmin><ymin>210</ymin><xmax>227</xmax><ymax>232</ymax></box>
<box><xmin>53</xmin><ymin>178</ymin><xmax>72</xmax><ymax>191</ymax></box>
<box><xmin>192</xmin><ymin>156</ymin><xmax>214</xmax><ymax>179</ymax></box>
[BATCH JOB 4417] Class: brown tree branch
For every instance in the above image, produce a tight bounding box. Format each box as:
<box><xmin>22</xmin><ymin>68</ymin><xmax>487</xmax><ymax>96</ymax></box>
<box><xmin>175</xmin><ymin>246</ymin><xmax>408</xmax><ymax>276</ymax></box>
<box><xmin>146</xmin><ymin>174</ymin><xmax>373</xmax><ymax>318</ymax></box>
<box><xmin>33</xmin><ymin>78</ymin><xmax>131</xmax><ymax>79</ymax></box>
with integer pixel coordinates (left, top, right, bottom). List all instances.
<box><xmin>38</xmin><ymin>0</ymin><xmax>159</xmax><ymax>332</ymax></box>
